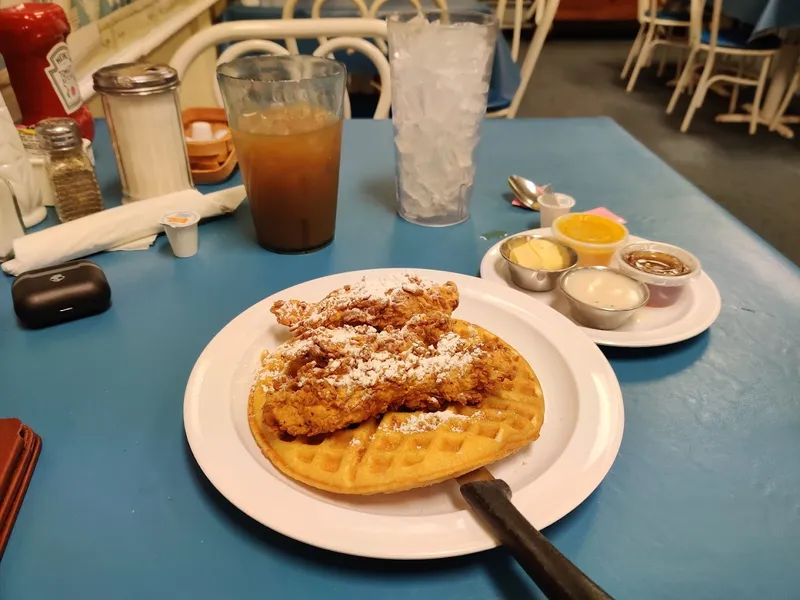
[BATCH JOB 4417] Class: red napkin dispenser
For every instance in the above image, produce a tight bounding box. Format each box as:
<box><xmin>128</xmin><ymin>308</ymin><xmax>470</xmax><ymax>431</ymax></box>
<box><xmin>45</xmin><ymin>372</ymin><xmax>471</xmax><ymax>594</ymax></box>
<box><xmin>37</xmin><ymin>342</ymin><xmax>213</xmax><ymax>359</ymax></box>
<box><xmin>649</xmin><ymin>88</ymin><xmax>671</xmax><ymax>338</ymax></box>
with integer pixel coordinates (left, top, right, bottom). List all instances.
<box><xmin>0</xmin><ymin>418</ymin><xmax>41</xmax><ymax>560</ymax></box>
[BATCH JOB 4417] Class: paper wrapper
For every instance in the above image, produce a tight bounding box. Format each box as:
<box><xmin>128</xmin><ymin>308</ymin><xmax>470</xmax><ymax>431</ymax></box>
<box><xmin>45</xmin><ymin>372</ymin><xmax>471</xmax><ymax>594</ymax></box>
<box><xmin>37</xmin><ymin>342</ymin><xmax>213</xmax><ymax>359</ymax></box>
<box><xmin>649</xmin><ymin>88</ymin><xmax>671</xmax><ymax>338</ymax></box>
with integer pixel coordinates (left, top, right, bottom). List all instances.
<box><xmin>2</xmin><ymin>186</ymin><xmax>246</xmax><ymax>276</ymax></box>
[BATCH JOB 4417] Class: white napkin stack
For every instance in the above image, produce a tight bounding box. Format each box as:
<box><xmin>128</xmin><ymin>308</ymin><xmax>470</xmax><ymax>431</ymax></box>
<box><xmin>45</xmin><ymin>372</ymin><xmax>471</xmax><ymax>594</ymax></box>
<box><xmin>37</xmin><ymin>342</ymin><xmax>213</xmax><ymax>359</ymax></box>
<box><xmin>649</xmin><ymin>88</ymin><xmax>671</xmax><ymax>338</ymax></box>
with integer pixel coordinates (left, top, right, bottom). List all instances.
<box><xmin>2</xmin><ymin>186</ymin><xmax>246</xmax><ymax>276</ymax></box>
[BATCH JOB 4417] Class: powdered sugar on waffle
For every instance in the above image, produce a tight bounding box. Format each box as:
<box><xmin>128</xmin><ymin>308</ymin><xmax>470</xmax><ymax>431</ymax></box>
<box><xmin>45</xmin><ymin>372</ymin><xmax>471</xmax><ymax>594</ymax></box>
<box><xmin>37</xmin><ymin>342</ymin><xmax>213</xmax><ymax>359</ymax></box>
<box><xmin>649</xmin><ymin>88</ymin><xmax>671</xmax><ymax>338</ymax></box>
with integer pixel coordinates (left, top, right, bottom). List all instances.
<box><xmin>392</xmin><ymin>410</ymin><xmax>484</xmax><ymax>434</ymax></box>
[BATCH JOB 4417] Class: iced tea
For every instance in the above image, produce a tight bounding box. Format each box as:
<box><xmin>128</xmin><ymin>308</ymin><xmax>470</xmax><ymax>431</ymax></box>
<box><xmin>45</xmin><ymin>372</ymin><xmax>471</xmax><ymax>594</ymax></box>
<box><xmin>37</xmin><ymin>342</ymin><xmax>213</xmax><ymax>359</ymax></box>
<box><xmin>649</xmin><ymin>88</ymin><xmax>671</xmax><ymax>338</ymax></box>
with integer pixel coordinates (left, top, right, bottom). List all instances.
<box><xmin>232</xmin><ymin>104</ymin><xmax>343</xmax><ymax>253</ymax></box>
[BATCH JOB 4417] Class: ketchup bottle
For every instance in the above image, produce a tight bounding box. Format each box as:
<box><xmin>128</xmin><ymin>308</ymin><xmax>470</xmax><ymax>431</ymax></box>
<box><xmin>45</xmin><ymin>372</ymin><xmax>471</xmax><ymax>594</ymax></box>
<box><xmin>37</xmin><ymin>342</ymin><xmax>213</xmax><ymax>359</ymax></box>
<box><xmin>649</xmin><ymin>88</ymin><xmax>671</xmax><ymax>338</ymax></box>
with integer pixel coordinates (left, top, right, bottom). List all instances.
<box><xmin>0</xmin><ymin>3</ymin><xmax>94</xmax><ymax>140</ymax></box>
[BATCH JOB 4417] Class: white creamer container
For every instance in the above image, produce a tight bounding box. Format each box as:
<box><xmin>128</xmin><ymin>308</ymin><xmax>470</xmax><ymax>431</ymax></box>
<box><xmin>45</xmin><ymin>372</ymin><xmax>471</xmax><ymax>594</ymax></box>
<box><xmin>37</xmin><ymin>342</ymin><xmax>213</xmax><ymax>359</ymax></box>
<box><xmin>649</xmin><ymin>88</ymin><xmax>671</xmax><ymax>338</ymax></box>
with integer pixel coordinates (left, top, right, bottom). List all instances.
<box><xmin>93</xmin><ymin>63</ymin><xmax>193</xmax><ymax>204</ymax></box>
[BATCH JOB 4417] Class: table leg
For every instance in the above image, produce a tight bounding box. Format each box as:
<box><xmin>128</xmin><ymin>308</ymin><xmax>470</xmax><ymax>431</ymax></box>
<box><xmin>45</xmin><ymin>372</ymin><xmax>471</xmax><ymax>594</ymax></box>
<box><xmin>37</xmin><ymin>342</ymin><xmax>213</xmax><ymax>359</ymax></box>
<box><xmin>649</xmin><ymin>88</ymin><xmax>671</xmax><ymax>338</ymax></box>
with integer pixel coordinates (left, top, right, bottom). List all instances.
<box><xmin>761</xmin><ymin>37</ymin><xmax>800</xmax><ymax>121</ymax></box>
<box><xmin>742</xmin><ymin>33</ymin><xmax>800</xmax><ymax>138</ymax></box>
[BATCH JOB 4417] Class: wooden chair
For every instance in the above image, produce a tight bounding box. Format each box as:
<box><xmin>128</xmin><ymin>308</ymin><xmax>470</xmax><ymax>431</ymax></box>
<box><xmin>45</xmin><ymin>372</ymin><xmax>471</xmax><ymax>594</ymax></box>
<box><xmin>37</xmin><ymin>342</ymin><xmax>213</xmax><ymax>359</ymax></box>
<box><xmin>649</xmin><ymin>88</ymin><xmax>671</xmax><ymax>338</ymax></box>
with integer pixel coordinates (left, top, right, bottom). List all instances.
<box><xmin>490</xmin><ymin>0</ymin><xmax>561</xmax><ymax>118</ymax></box>
<box><xmin>523</xmin><ymin>0</ymin><xmax>546</xmax><ymax>29</ymax></box>
<box><xmin>769</xmin><ymin>62</ymin><xmax>800</xmax><ymax>135</ymax></box>
<box><xmin>366</xmin><ymin>0</ymin><xmax>449</xmax><ymax>53</ymax></box>
<box><xmin>281</xmin><ymin>0</ymin><xmax>370</xmax><ymax>54</ymax></box>
<box><xmin>497</xmin><ymin>0</ymin><xmax>526</xmax><ymax>63</ymax></box>
<box><xmin>623</xmin><ymin>0</ymin><xmax>692</xmax><ymax>92</ymax></box>
<box><xmin>170</xmin><ymin>19</ymin><xmax>392</xmax><ymax>119</ymax></box>
<box><xmin>280</xmin><ymin>0</ymin><xmax>448</xmax><ymax>54</ymax></box>
<box><xmin>666</xmin><ymin>0</ymin><xmax>779</xmax><ymax>134</ymax></box>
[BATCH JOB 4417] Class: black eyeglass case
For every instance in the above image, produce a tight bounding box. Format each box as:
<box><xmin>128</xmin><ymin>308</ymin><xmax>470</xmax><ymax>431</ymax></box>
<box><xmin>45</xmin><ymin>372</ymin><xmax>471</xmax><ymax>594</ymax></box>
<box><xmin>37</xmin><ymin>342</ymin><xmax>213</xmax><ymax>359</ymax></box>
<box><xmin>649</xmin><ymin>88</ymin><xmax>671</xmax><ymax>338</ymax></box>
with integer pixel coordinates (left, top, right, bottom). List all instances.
<box><xmin>11</xmin><ymin>260</ymin><xmax>111</xmax><ymax>329</ymax></box>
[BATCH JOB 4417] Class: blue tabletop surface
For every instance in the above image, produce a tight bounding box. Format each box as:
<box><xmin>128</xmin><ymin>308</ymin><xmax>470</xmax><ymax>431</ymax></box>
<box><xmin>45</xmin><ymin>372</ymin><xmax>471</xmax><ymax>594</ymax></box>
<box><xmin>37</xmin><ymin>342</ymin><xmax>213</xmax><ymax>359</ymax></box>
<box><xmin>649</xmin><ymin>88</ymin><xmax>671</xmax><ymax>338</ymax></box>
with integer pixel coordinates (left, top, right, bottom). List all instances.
<box><xmin>1</xmin><ymin>118</ymin><xmax>799</xmax><ymax>599</ymax></box>
<box><xmin>222</xmin><ymin>2</ymin><xmax>521</xmax><ymax>112</ymax></box>
<box><xmin>721</xmin><ymin>0</ymin><xmax>800</xmax><ymax>33</ymax></box>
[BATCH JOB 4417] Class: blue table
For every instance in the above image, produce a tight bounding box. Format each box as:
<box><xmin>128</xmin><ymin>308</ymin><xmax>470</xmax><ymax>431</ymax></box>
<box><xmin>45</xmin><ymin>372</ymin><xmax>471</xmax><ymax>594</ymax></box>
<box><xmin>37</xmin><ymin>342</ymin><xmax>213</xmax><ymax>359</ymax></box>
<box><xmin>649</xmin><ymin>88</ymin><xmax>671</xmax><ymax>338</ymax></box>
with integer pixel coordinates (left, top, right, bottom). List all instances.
<box><xmin>1</xmin><ymin>118</ymin><xmax>799</xmax><ymax>599</ymax></box>
<box><xmin>722</xmin><ymin>0</ymin><xmax>800</xmax><ymax>34</ymax></box>
<box><xmin>222</xmin><ymin>1</ymin><xmax>521</xmax><ymax>112</ymax></box>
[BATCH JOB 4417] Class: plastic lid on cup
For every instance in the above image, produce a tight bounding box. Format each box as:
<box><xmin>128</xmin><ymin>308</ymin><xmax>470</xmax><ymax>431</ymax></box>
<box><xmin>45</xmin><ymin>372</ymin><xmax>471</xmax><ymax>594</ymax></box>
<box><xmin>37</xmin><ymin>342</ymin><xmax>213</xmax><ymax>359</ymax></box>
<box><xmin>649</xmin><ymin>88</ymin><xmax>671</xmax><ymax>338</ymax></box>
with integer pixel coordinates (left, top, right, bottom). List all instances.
<box><xmin>540</xmin><ymin>192</ymin><xmax>576</xmax><ymax>209</ymax></box>
<box><xmin>160</xmin><ymin>211</ymin><xmax>199</xmax><ymax>228</ymax></box>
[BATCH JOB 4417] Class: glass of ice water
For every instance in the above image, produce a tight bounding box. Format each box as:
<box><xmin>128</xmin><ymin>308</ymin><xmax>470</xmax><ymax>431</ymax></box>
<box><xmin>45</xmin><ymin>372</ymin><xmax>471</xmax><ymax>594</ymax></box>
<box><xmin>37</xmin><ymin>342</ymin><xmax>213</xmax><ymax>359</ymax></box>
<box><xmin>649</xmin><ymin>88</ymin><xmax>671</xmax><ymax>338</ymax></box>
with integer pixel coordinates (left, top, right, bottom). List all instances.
<box><xmin>387</xmin><ymin>11</ymin><xmax>498</xmax><ymax>227</ymax></box>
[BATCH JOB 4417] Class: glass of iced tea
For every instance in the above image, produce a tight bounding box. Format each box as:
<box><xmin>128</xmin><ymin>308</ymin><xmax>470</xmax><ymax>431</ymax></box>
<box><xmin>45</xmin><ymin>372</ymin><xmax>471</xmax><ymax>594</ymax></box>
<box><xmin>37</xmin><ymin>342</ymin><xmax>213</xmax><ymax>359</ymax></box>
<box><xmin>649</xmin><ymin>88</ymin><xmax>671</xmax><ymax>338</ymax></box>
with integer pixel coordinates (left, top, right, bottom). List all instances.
<box><xmin>217</xmin><ymin>56</ymin><xmax>346</xmax><ymax>253</ymax></box>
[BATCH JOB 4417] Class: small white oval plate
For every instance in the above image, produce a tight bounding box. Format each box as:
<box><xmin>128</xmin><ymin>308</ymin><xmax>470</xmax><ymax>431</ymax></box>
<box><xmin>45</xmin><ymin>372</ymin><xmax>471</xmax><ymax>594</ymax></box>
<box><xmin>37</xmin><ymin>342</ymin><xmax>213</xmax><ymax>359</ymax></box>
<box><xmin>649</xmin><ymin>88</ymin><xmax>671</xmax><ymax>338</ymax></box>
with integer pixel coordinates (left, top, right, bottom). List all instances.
<box><xmin>184</xmin><ymin>269</ymin><xmax>624</xmax><ymax>559</ymax></box>
<box><xmin>480</xmin><ymin>228</ymin><xmax>722</xmax><ymax>348</ymax></box>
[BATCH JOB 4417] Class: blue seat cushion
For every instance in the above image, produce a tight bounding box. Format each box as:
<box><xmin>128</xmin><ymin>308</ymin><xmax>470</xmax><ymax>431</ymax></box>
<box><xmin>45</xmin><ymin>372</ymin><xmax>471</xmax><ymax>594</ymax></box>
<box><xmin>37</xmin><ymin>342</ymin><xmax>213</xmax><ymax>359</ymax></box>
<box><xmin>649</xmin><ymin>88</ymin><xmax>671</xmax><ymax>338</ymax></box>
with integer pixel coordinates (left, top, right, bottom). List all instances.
<box><xmin>700</xmin><ymin>29</ymin><xmax>782</xmax><ymax>50</ymax></box>
<box><xmin>645</xmin><ymin>8</ymin><xmax>690</xmax><ymax>21</ymax></box>
<box><xmin>487</xmin><ymin>88</ymin><xmax>511</xmax><ymax>112</ymax></box>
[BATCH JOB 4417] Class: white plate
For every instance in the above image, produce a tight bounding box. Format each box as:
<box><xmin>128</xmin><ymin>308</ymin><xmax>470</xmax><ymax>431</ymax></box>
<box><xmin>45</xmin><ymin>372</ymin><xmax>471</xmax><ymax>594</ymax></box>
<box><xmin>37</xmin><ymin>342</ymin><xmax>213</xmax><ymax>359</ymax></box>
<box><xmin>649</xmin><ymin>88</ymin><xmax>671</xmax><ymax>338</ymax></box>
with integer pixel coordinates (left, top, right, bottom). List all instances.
<box><xmin>480</xmin><ymin>228</ymin><xmax>722</xmax><ymax>348</ymax></box>
<box><xmin>184</xmin><ymin>269</ymin><xmax>623</xmax><ymax>559</ymax></box>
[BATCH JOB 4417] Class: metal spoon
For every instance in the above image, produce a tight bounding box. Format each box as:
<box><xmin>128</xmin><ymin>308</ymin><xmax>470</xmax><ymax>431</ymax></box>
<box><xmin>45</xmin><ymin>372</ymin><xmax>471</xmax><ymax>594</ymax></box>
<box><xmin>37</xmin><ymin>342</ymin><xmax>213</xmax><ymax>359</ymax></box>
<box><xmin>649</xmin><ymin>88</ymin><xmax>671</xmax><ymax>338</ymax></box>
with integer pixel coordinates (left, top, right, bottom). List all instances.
<box><xmin>508</xmin><ymin>175</ymin><xmax>543</xmax><ymax>211</ymax></box>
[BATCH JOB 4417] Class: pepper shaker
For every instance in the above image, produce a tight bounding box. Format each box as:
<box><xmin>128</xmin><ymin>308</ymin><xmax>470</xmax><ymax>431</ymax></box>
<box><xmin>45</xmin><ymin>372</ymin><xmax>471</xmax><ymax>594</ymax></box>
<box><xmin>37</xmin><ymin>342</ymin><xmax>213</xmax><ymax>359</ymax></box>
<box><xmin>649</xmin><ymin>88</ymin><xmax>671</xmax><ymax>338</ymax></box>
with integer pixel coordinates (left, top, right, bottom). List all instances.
<box><xmin>36</xmin><ymin>118</ymin><xmax>103</xmax><ymax>223</ymax></box>
<box><xmin>93</xmin><ymin>63</ymin><xmax>193</xmax><ymax>204</ymax></box>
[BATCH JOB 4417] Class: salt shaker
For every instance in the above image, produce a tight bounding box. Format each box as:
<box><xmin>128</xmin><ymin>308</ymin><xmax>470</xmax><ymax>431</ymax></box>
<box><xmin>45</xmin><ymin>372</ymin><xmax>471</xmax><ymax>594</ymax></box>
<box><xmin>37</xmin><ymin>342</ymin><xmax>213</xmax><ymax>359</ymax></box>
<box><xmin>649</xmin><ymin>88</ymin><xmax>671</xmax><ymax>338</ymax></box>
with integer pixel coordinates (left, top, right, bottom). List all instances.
<box><xmin>36</xmin><ymin>118</ymin><xmax>103</xmax><ymax>222</ymax></box>
<box><xmin>93</xmin><ymin>63</ymin><xmax>193</xmax><ymax>204</ymax></box>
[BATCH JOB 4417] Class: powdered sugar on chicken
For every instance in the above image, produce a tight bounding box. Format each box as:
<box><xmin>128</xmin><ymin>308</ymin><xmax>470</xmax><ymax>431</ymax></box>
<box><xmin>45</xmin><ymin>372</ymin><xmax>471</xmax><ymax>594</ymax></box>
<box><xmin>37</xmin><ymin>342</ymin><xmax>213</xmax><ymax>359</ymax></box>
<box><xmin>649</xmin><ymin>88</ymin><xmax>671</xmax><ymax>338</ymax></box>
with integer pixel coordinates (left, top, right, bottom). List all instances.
<box><xmin>263</xmin><ymin>314</ymin><xmax>480</xmax><ymax>392</ymax></box>
<box><xmin>270</xmin><ymin>273</ymin><xmax>459</xmax><ymax>334</ymax></box>
<box><xmin>255</xmin><ymin>276</ymin><xmax>516</xmax><ymax>437</ymax></box>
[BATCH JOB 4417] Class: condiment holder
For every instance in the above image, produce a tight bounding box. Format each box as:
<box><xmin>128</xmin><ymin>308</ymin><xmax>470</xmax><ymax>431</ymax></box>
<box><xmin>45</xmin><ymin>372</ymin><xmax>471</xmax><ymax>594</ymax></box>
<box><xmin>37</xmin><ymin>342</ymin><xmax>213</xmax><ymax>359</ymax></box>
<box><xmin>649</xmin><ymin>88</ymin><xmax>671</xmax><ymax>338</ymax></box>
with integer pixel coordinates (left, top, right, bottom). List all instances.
<box><xmin>539</xmin><ymin>192</ymin><xmax>575</xmax><ymax>229</ymax></box>
<box><xmin>559</xmin><ymin>266</ymin><xmax>649</xmax><ymax>330</ymax></box>
<box><xmin>182</xmin><ymin>107</ymin><xmax>237</xmax><ymax>184</ymax></box>
<box><xmin>499</xmin><ymin>214</ymin><xmax>709</xmax><ymax>333</ymax></box>
<box><xmin>614</xmin><ymin>241</ymin><xmax>701</xmax><ymax>308</ymax></box>
<box><xmin>161</xmin><ymin>210</ymin><xmax>199</xmax><ymax>258</ymax></box>
<box><xmin>500</xmin><ymin>234</ymin><xmax>578</xmax><ymax>292</ymax></box>
<box><xmin>551</xmin><ymin>213</ymin><xmax>629</xmax><ymax>267</ymax></box>
<box><xmin>93</xmin><ymin>63</ymin><xmax>193</xmax><ymax>203</ymax></box>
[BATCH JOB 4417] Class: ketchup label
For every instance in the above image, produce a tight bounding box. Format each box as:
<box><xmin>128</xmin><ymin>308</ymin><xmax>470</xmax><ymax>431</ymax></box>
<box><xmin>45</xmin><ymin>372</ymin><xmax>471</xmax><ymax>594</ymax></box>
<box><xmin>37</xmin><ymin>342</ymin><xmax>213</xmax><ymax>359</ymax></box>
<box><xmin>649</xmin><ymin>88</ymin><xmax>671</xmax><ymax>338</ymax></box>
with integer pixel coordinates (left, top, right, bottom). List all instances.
<box><xmin>44</xmin><ymin>42</ymin><xmax>82</xmax><ymax>115</ymax></box>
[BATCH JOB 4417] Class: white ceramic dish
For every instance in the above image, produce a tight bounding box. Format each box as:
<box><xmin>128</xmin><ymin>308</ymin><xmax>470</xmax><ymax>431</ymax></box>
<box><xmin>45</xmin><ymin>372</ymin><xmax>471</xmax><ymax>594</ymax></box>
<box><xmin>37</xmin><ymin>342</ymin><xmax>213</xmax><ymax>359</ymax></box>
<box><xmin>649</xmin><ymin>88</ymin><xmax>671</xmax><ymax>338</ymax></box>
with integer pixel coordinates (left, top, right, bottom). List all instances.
<box><xmin>481</xmin><ymin>228</ymin><xmax>722</xmax><ymax>348</ymax></box>
<box><xmin>184</xmin><ymin>269</ymin><xmax>624</xmax><ymax>559</ymax></box>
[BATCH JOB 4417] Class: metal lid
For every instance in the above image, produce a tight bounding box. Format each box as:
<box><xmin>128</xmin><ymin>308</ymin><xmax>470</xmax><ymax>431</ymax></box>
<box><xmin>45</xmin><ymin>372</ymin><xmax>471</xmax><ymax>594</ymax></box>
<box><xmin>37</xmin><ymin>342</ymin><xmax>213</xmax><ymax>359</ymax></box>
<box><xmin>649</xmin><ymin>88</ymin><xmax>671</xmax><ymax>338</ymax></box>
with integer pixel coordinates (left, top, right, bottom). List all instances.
<box><xmin>93</xmin><ymin>62</ymin><xmax>179</xmax><ymax>95</ymax></box>
<box><xmin>35</xmin><ymin>118</ymin><xmax>82</xmax><ymax>152</ymax></box>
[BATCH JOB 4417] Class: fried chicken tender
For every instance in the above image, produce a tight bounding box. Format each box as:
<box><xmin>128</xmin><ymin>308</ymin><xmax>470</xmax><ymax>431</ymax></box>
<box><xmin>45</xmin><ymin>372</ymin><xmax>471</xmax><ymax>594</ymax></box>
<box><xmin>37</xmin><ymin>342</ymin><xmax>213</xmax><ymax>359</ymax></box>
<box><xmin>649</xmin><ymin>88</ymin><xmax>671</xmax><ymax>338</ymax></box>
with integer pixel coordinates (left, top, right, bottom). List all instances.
<box><xmin>270</xmin><ymin>273</ymin><xmax>459</xmax><ymax>334</ymax></box>
<box><xmin>256</xmin><ymin>315</ymin><xmax>515</xmax><ymax>437</ymax></box>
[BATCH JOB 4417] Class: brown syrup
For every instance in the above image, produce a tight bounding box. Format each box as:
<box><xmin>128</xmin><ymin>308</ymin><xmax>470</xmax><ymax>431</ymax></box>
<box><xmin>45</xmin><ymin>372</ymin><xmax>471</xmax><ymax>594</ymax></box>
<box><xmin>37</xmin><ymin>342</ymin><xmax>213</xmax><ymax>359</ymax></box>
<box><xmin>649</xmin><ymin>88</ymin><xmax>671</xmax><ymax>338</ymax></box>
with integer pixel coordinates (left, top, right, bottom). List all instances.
<box><xmin>624</xmin><ymin>250</ymin><xmax>691</xmax><ymax>276</ymax></box>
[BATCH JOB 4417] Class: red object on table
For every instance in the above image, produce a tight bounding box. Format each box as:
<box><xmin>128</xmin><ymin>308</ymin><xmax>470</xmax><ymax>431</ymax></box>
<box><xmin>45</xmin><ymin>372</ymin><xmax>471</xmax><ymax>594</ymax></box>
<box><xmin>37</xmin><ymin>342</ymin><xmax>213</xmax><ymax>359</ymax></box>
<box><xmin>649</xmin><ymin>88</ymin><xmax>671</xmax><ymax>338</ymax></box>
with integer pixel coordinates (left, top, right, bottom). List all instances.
<box><xmin>0</xmin><ymin>418</ymin><xmax>41</xmax><ymax>561</ymax></box>
<box><xmin>0</xmin><ymin>3</ymin><xmax>94</xmax><ymax>140</ymax></box>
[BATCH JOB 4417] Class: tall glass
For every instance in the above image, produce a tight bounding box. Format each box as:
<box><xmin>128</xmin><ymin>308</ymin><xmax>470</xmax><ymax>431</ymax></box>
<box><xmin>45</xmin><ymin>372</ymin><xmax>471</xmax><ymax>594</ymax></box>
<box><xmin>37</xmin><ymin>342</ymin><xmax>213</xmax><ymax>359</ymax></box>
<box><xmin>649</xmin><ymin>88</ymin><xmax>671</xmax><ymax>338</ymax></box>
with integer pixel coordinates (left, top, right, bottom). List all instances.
<box><xmin>388</xmin><ymin>11</ymin><xmax>498</xmax><ymax>227</ymax></box>
<box><xmin>217</xmin><ymin>56</ymin><xmax>346</xmax><ymax>253</ymax></box>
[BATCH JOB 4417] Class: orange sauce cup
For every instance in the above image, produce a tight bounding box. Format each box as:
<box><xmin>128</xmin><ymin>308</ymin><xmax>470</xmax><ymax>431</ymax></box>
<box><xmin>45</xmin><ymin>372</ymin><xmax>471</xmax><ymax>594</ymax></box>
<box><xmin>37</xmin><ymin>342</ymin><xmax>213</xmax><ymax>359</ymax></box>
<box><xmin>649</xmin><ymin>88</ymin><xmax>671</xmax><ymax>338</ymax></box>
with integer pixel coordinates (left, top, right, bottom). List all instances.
<box><xmin>551</xmin><ymin>213</ymin><xmax>629</xmax><ymax>266</ymax></box>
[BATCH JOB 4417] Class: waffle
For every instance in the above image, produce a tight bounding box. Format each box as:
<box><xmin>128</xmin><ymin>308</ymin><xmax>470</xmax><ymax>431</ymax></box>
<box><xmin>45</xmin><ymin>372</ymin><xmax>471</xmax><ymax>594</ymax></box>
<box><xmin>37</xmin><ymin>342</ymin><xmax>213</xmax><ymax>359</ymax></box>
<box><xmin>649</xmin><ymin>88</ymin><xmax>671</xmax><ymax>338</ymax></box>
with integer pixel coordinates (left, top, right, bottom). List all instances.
<box><xmin>248</xmin><ymin>321</ymin><xmax>544</xmax><ymax>495</ymax></box>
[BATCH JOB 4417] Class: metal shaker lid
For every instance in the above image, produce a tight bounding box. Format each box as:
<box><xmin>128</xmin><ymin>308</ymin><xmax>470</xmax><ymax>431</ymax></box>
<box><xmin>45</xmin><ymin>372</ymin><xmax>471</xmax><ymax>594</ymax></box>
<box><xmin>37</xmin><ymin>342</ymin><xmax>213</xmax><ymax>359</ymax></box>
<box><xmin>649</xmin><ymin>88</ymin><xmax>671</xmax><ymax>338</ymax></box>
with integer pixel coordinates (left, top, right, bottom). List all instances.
<box><xmin>35</xmin><ymin>118</ymin><xmax>82</xmax><ymax>152</ymax></box>
<box><xmin>93</xmin><ymin>62</ymin><xmax>179</xmax><ymax>95</ymax></box>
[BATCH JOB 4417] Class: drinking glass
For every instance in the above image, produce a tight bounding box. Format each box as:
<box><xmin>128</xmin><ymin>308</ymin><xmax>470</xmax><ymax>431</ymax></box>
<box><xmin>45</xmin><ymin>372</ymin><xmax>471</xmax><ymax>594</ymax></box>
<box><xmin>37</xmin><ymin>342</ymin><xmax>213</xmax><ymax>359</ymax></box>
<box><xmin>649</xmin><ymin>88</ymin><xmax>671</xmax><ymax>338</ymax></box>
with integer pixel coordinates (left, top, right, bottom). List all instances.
<box><xmin>217</xmin><ymin>55</ymin><xmax>346</xmax><ymax>253</ymax></box>
<box><xmin>388</xmin><ymin>11</ymin><xmax>498</xmax><ymax>227</ymax></box>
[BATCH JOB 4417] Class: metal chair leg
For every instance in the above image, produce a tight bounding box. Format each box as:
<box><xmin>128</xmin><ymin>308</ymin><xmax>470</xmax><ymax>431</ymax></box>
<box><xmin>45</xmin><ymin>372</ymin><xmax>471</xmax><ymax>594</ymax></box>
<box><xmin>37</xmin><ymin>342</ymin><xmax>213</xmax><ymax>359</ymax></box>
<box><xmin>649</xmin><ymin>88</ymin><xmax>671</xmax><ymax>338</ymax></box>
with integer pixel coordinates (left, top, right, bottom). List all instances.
<box><xmin>681</xmin><ymin>50</ymin><xmax>716</xmax><ymax>133</ymax></box>
<box><xmin>667</xmin><ymin>47</ymin><xmax>698</xmax><ymax>114</ymax></box>
<box><xmin>627</xmin><ymin>23</ymin><xmax>656</xmax><ymax>92</ymax></box>
<box><xmin>622</xmin><ymin>23</ymin><xmax>646</xmax><ymax>80</ymax></box>
<box><xmin>728</xmin><ymin>57</ymin><xmax>744</xmax><ymax>113</ymax></box>
<box><xmin>657</xmin><ymin>28</ymin><xmax>674</xmax><ymax>78</ymax></box>
<box><xmin>750</xmin><ymin>56</ymin><xmax>772</xmax><ymax>135</ymax></box>
<box><xmin>769</xmin><ymin>68</ymin><xmax>800</xmax><ymax>131</ymax></box>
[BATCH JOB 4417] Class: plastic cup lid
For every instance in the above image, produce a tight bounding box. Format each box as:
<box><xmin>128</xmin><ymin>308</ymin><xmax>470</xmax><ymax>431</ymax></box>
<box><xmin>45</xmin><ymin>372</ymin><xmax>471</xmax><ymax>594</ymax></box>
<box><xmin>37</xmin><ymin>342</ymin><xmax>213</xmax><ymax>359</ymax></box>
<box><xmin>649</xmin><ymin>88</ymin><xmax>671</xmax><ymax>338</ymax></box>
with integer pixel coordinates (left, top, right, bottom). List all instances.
<box><xmin>160</xmin><ymin>211</ymin><xmax>200</xmax><ymax>228</ymax></box>
<box><xmin>540</xmin><ymin>193</ymin><xmax>576</xmax><ymax>209</ymax></box>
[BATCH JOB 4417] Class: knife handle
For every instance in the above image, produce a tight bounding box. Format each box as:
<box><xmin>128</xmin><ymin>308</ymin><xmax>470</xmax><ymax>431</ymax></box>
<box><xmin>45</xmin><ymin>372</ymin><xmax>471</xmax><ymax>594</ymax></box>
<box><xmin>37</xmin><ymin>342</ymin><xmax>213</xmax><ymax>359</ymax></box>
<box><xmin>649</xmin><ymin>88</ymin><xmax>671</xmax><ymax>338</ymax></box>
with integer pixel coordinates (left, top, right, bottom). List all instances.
<box><xmin>461</xmin><ymin>479</ymin><xmax>613</xmax><ymax>600</ymax></box>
